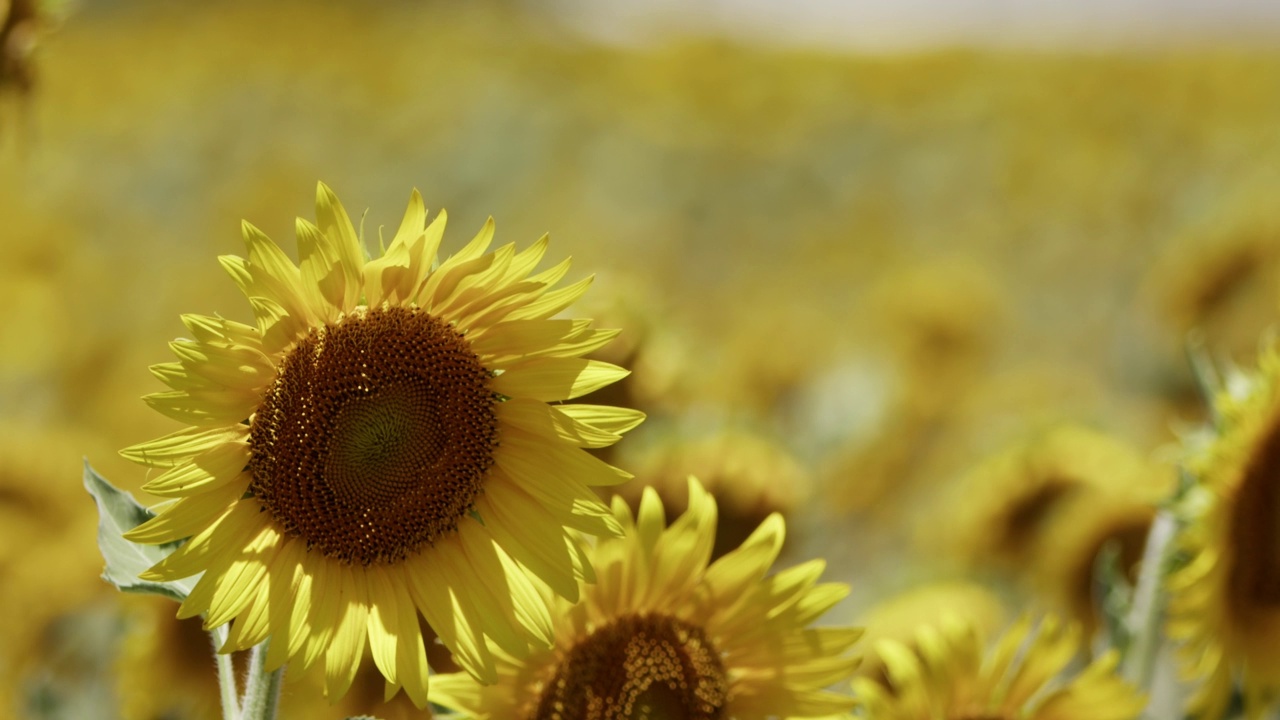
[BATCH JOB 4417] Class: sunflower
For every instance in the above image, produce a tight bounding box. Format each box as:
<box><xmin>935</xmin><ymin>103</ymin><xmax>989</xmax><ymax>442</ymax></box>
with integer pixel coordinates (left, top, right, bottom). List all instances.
<box><xmin>853</xmin><ymin>614</ymin><xmax>1145</xmax><ymax>720</ymax></box>
<box><xmin>1167</xmin><ymin>345</ymin><xmax>1280</xmax><ymax>718</ymax></box>
<box><xmin>0</xmin><ymin>425</ymin><xmax>110</xmax><ymax>716</ymax></box>
<box><xmin>120</xmin><ymin>183</ymin><xmax>642</xmax><ymax>707</ymax></box>
<box><xmin>614</xmin><ymin>426</ymin><xmax>811</xmax><ymax>559</ymax></box>
<box><xmin>934</xmin><ymin>424</ymin><xmax>1169</xmax><ymax>573</ymax></box>
<box><xmin>854</xmin><ymin>580</ymin><xmax>1007</xmax><ymax>684</ymax></box>
<box><xmin>429</xmin><ymin>478</ymin><xmax>862</xmax><ymax>719</ymax></box>
<box><xmin>116</xmin><ymin>595</ymin><xmax>246</xmax><ymax>720</ymax></box>
<box><xmin>1028</xmin><ymin>484</ymin><xmax>1165</xmax><ymax>637</ymax></box>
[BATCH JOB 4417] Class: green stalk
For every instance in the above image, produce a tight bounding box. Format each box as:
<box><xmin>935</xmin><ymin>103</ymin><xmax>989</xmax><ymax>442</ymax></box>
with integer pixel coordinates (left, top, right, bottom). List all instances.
<box><xmin>1122</xmin><ymin>508</ymin><xmax>1177</xmax><ymax>690</ymax></box>
<box><xmin>240</xmin><ymin>639</ymin><xmax>285</xmax><ymax>720</ymax></box>
<box><xmin>209</xmin><ymin>624</ymin><xmax>241</xmax><ymax>720</ymax></box>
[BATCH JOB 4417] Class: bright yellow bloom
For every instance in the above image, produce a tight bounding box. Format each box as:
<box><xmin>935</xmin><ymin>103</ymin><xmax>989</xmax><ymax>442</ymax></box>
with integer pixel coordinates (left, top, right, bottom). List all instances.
<box><xmin>429</xmin><ymin>478</ymin><xmax>862</xmax><ymax>719</ymax></box>
<box><xmin>120</xmin><ymin>183</ymin><xmax>641</xmax><ymax>706</ymax></box>
<box><xmin>1167</xmin><ymin>345</ymin><xmax>1280</xmax><ymax>719</ymax></box>
<box><xmin>854</xmin><ymin>615</ymin><xmax>1145</xmax><ymax>720</ymax></box>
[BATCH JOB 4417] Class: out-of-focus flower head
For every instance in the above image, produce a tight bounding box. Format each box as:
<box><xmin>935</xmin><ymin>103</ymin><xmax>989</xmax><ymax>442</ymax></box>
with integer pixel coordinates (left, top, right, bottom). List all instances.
<box><xmin>854</xmin><ymin>580</ymin><xmax>1008</xmax><ymax>685</ymax></box>
<box><xmin>613</xmin><ymin>425</ymin><xmax>811</xmax><ymax>559</ymax></box>
<box><xmin>931</xmin><ymin>424</ymin><xmax>1170</xmax><ymax>575</ymax></box>
<box><xmin>1167</xmin><ymin>344</ymin><xmax>1280</xmax><ymax>719</ymax></box>
<box><xmin>853</xmin><ymin>614</ymin><xmax>1145</xmax><ymax>719</ymax></box>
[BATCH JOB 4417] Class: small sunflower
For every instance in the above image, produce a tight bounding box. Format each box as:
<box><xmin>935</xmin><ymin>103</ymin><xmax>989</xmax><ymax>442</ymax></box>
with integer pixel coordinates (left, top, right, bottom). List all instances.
<box><xmin>615</xmin><ymin>427</ymin><xmax>811</xmax><ymax>559</ymax></box>
<box><xmin>1167</xmin><ymin>345</ymin><xmax>1280</xmax><ymax>718</ymax></box>
<box><xmin>120</xmin><ymin>183</ymin><xmax>642</xmax><ymax>706</ymax></box>
<box><xmin>936</xmin><ymin>424</ymin><xmax>1168</xmax><ymax>572</ymax></box>
<box><xmin>1029</xmin><ymin>485</ymin><xmax>1164</xmax><ymax>637</ymax></box>
<box><xmin>0</xmin><ymin>0</ymin><xmax>39</xmax><ymax>98</ymax></box>
<box><xmin>854</xmin><ymin>580</ymin><xmax>1007</xmax><ymax>684</ymax></box>
<box><xmin>853</xmin><ymin>614</ymin><xmax>1145</xmax><ymax>720</ymax></box>
<box><xmin>429</xmin><ymin>477</ymin><xmax>862</xmax><ymax>719</ymax></box>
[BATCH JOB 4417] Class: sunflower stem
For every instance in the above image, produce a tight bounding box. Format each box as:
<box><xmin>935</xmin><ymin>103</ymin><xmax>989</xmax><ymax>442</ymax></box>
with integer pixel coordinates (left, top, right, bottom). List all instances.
<box><xmin>209</xmin><ymin>624</ymin><xmax>241</xmax><ymax>720</ymax></box>
<box><xmin>1122</xmin><ymin>508</ymin><xmax>1177</xmax><ymax>691</ymax></box>
<box><xmin>240</xmin><ymin>640</ymin><xmax>285</xmax><ymax>720</ymax></box>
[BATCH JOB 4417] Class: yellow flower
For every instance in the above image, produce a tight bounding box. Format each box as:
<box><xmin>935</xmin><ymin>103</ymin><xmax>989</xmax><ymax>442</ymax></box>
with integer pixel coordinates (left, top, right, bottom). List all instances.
<box><xmin>0</xmin><ymin>425</ymin><xmax>109</xmax><ymax>715</ymax></box>
<box><xmin>853</xmin><ymin>615</ymin><xmax>1145</xmax><ymax>720</ymax></box>
<box><xmin>429</xmin><ymin>478</ymin><xmax>862</xmax><ymax>719</ymax></box>
<box><xmin>936</xmin><ymin>424</ymin><xmax>1168</xmax><ymax>572</ymax></box>
<box><xmin>116</xmin><ymin>595</ymin><xmax>244</xmax><ymax>720</ymax></box>
<box><xmin>614</xmin><ymin>427</ymin><xmax>811</xmax><ymax>559</ymax></box>
<box><xmin>1167</xmin><ymin>345</ymin><xmax>1280</xmax><ymax>719</ymax></box>
<box><xmin>1029</xmin><ymin>484</ymin><xmax>1165</xmax><ymax>636</ymax></box>
<box><xmin>0</xmin><ymin>0</ymin><xmax>41</xmax><ymax>98</ymax></box>
<box><xmin>854</xmin><ymin>580</ymin><xmax>1007</xmax><ymax>684</ymax></box>
<box><xmin>120</xmin><ymin>183</ymin><xmax>641</xmax><ymax>707</ymax></box>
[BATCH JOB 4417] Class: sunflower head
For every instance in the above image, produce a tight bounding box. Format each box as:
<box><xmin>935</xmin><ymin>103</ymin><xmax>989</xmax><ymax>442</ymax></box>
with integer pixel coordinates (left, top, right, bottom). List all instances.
<box><xmin>1168</xmin><ymin>345</ymin><xmax>1280</xmax><ymax>718</ymax></box>
<box><xmin>120</xmin><ymin>183</ymin><xmax>642</xmax><ymax>706</ymax></box>
<box><xmin>853</xmin><ymin>614</ymin><xmax>1145</xmax><ymax>720</ymax></box>
<box><xmin>429</xmin><ymin>477</ymin><xmax>863</xmax><ymax>719</ymax></box>
<box><xmin>937</xmin><ymin>424</ymin><xmax>1170</xmax><ymax>572</ymax></box>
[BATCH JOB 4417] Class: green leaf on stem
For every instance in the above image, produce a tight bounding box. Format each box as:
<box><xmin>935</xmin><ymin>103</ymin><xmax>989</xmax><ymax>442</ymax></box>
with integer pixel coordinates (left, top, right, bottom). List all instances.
<box><xmin>82</xmin><ymin>460</ymin><xmax>195</xmax><ymax>603</ymax></box>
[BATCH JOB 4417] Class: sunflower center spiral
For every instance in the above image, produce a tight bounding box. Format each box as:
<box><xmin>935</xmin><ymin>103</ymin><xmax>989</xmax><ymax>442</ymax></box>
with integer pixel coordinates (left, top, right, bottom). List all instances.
<box><xmin>532</xmin><ymin>613</ymin><xmax>727</xmax><ymax>720</ymax></box>
<box><xmin>1229</xmin><ymin>401</ymin><xmax>1280</xmax><ymax>608</ymax></box>
<box><xmin>248</xmin><ymin>305</ymin><xmax>497</xmax><ymax>565</ymax></box>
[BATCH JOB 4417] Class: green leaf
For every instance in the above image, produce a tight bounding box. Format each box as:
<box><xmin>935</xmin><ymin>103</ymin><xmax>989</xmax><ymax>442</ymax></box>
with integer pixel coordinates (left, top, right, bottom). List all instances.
<box><xmin>82</xmin><ymin>460</ymin><xmax>196</xmax><ymax>603</ymax></box>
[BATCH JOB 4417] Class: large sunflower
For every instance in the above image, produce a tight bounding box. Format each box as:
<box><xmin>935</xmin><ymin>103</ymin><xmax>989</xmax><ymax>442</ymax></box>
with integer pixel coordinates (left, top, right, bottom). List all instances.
<box><xmin>120</xmin><ymin>183</ymin><xmax>641</xmax><ymax>707</ymax></box>
<box><xmin>853</xmin><ymin>614</ymin><xmax>1145</xmax><ymax>720</ymax></box>
<box><xmin>1167</xmin><ymin>345</ymin><xmax>1280</xmax><ymax>718</ymax></box>
<box><xmin>429</xmin><ymin>477</ymin><xmax>862</xmax><ymax>719</ymax></box>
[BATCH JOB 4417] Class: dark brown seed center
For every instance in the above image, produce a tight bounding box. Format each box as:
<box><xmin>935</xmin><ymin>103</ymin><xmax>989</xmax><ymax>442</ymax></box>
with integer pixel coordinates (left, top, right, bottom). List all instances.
<box><xmin>1228</xmin><ymin>396</ymin><xmax>1280</xmax><ymax>608</ymax></box>
<box><xmin>248</xmin><ymin>305</ymin><xmax>497</xmax><ymax>565</ymax></box>
<box><xmin>532</xmin><ymin>613</ymin><xmax>727</xmax><ymax>720</ymax></box>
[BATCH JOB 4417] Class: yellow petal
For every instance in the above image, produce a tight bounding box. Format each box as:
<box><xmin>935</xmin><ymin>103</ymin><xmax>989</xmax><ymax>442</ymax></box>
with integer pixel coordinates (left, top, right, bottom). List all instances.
<box><xmin>490</xmin><ymin>357</ymin><xmax>629</xmax><ymax>402</ymax></box>
<box><xmin>142</xmin><ymin>441</ymin><xmax>249</xmax><ymax>497</ymax></box>
<box><xmin>474</xmin><ymin>494</ymin><xmax>580</xmax><ymax>603</ymax></box>
<box><xmin>324</xmin><ymin>563</ymin><xmax>369</xmax><ymax>700</ymax></box>
<box><xmin>123</xmin><ymin>481</ymin><xmax>243</xmax><ymax>544</ymax></box>
<box><xmin>495</xmin><ymin>398</ymin><xmax>623</xmax><ymax>449</ymax></box>
<box><xmin>555</xmin><ymin>404</ymin><xmax>647</xmax><ymax>436</ymax></box>
<box><xmin>295</xmin><ymin>217</ymin><xmax>346</xmax><ymax>321</ymax></box>
<box><xmin>314</xmin><ymin>182</ymin><xmax>366</xmax><ymax>310</ymax></box>
<box><xmin>496</xmin><ymin>427</ymin><xmax>631</xmax><ymax>488</ymax></box>
<box><xmin>120</xmin><ymin>425</ymin><xmax>248</xmax><ymax>468</ymax></box>
<box><xmin>143</xmin><ymin>389</ymin><xmax>255</xmax><ymax>426</ymax></box>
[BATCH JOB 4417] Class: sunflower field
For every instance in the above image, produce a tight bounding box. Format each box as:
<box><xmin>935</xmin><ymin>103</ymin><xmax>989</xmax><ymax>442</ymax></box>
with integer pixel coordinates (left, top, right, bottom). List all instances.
<box><xmin>5</xmin><ymin>1</ymin><xmax>1280</xmax><ymax>719</ymax></box>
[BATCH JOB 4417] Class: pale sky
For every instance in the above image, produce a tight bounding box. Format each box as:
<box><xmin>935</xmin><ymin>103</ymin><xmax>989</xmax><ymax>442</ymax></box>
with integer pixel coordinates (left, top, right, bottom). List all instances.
<box><xmin>544</xmin><ymin>0</ymin><xmax>1280</xmax><ymax>50</ymax></box>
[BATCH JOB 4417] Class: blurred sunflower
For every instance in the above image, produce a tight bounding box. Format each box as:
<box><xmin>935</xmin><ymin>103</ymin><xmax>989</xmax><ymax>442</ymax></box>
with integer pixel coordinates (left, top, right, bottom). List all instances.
<box><xmin>120</xmin><ymin>183</ymin><xmax>641</xmax><ymax>706</ymax></box>
<box><xmin>0</xmin><ymin>0</ymin><xmax>40</xmax><ymax>98</ymax></box>
<box><xmin>935</xmin><ymin>424</ymin><xmax>1169</xmax><ymax>572</ymax></box>
<box><xmin>116</xmin><ymin>595</ymin><xmax>244</xmax><ymax>720</ymax></box>
<box><xmin>854</xmin><ymin>580</ymin><xmax>1007</xmax><ymax>684</ymax></box>
<box><xmin>1167</xmin><ymin>345</ymin><xmax>1280</xmax><ymax>719</ymax></box>
<box><xmin>853</xmin><ymin>615</ymin><xmax>1145</xmax><ymax>720</ymax></box>
<box><xmin>1029</xmin><ymin>482</ymin><xmax>1167</xmax><ymax>637</ymax></box>
<box><xmin>614</xmin><ymin>427</ymin><xmax>811</xmax><ymax>558</ymax></box>
<box><xmin>0</xmin><ymin>425</ymin><xmax>108</xmax><ymax>716</ymax></box>
<box><xmin>1144</xmin><ymin>192</ymin><xmax>1280</xmax><ymax>364</ymax></box>
<box><xmin>429</xmin><ymin>478</ymin><xmax>862</xmax><ymax>719</ymax></box>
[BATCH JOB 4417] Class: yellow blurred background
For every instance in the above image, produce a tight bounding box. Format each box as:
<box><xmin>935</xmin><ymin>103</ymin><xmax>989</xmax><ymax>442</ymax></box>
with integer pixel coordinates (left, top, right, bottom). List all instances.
<box><xmin>3</xmin><ymin>1</ymin><xmax>1280</xmax><ymax>717</ymax></box>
